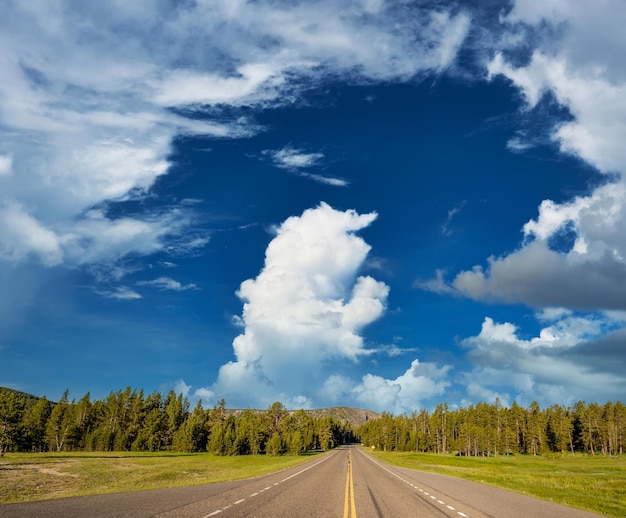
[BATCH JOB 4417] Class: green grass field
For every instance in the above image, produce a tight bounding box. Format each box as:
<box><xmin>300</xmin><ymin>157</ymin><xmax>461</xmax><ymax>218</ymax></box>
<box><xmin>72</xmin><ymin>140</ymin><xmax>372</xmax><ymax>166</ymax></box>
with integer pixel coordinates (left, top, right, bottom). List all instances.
<box><xmin>366</xmin><ymin>449</ymin><xmax>626</xmax><ymax>517</ymax></box>
<box><xmin>0</xmin><ymin>451</ymin><xmax>314</xmax><ymax>504</ymax></box>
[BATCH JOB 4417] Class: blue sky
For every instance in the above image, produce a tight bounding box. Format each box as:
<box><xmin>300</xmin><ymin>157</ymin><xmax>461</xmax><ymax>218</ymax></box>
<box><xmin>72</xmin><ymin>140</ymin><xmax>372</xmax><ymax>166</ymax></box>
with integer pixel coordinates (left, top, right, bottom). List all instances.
<box><xmin>1</xmin><ymin>0</ymin><xmax>625</xmax><ymax>413</ymax></box>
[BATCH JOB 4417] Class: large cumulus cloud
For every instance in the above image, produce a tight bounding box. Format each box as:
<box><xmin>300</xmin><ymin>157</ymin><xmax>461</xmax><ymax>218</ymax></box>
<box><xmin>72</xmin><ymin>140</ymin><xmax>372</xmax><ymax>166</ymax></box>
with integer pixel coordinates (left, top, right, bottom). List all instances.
<box><xmin>200</xmin><ymin>203</ymin><xmax>450</xmax><ymax>412</ymax></box>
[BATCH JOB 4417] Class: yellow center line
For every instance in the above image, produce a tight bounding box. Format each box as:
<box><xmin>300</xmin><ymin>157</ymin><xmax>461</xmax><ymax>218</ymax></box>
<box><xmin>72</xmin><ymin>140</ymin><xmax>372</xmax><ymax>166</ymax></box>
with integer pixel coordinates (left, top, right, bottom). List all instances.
<box><xmin>343</xmin><ymin>450</ymin><xmax>357</xmax><ymax>518</ymax></box>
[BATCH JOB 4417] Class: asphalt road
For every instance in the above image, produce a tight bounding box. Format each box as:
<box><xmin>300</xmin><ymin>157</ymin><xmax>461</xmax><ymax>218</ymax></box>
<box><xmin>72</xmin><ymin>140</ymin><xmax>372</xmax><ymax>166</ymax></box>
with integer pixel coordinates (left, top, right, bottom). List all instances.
<box><xmin>1</xmin><ymin>446</ymin><xmax>605</xmax><ymax>518</ymax></box>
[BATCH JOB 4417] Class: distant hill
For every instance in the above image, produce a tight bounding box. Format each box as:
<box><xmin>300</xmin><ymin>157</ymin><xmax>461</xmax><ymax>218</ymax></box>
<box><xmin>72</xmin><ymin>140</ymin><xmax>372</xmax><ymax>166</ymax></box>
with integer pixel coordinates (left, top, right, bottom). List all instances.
<box><xmin>0</xmin><ymin>386</ymin><xmax>43</xmax><ymax>405</ymax></box>
<box><xmin>229</xmin><ymin>406</ymin><xmax>380</xmax><ymax>427</ymax></box>
<box><xmin>305</xmin><ymin>407</ymin><xmax>379</xmax><ymax>427</ymax></box>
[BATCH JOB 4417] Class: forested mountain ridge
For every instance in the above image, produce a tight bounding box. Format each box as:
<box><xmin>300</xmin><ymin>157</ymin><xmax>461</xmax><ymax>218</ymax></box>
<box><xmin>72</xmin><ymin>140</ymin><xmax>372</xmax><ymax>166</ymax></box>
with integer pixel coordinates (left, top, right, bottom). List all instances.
<box><xmin>229</xmin><ymin>406</ymin><xmax>379</xmax><ymax>427</ymax></box>
<box><xmin>306</xmin><ymin>407</ymin><xmax>379</xmax><ymax>427</ymax></box>
<box><xmin>0</xmin><ymin>386</ymin><xmax>43</xmax><ymax>404</ymax></box>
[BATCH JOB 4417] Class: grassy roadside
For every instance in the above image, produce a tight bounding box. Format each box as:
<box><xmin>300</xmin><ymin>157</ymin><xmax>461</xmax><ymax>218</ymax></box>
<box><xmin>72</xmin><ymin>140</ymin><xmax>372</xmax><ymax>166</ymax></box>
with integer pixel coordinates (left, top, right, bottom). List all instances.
<box><xmin>0</xmin><ymin>451</ymin><xmax>316</xmax><ymax>504</ymax></box>
<box><xmin>365</xmin><ymin>449</ymin><xmax>625</xmax><ymax>517</ymax></box>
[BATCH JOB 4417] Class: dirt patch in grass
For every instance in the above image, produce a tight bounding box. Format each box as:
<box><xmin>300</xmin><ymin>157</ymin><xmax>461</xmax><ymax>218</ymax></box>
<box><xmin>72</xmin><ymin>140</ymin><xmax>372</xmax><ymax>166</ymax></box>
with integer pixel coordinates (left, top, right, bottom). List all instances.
<box><xmin>1</xmin><ymin>459</ymin><xmax>80</xmax><ymax>502</ymax></box>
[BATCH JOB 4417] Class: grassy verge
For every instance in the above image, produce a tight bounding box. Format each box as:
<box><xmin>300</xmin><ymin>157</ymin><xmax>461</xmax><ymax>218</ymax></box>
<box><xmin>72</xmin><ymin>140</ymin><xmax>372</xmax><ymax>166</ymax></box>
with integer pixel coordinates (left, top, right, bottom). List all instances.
<box><xmin>0</xmin><ymin>451</ymin><xmax>316</xmax><ymax>504</ymax></box>
<box><xmin>365</xmin><ymin>449</ymin><xmax>625</xmax><ymax>517</ymax></box>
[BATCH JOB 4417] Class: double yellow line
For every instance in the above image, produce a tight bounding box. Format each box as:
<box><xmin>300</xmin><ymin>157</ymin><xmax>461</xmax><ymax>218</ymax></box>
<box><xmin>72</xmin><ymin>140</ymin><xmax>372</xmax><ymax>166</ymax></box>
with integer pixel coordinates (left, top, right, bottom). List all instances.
<box><xmin>343</xmin><ymin>450</ymin><xmax>357</xmax><ymax>518</ymax></box>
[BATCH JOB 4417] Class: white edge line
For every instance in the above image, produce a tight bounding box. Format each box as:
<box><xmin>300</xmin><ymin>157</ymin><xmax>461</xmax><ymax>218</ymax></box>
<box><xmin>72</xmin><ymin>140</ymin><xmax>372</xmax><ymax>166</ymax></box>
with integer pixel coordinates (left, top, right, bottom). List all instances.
<box><xmin>356</xmin><ymin>449</ymin><xmax>471</xmax><ymax>517</ymax></box>
<box><xmin>203</xmin><ymin>450</ymin><xmax>338</xmax><ymax>518</ymax></box>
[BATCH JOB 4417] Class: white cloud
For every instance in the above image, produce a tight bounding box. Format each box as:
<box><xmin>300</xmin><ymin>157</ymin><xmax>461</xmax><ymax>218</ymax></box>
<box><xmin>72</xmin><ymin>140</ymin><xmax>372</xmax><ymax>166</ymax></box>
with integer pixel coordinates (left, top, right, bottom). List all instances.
<box><xmin>506</xmin><ymin>136</ymin><xmax>533</xmax><ymax>153</ymax></box>
<box><xmin>503</xmin><ymin>0</ymin><xmax>626</xmax><ymax>87</ymax></box>
<box><xmin>266</xmin><ymin>146</ymin><xmax>325</xmax><ymax>170</ymax></box>
<box><xmin>319</xmin><ymin>374</ymin><xmax>354</xmax><ymax>404</ymax></box>
<box><xmin>137</xmin><ymin>276</ymin><xmax>198</xmax><ymax>292</ymax></box>
<box><xmin>0</xmin><ymin>154</ymin><xmax>12</xmax><ymax>176</ymax></box>
<box><xmin>370</xmin><ymin>343</ymin><xmax>417</xmax><ymax>358</ymax></box>
<box><xmin>205</xmin><ymin>202</ymin><xmax>454</xmax><ymax>411</ymax></box>
<box><xmin>97</xmin><ymin>286</ymin><xmax>142</xmax><ymax>300</ymax></box>
<box><xmin>0</xmin><ymin>202</ymin><xmax>62</xmax><ymax>266</ymax></box>
<box><xmin>489</xmin><ymin>51</ymin><xmax>626</xmax><ymax>174</ymax></box>
<box><xmin>451</xmin><ymin>201</ymin><xmax>626</xmax><ymax>311</ymax></box>
<box><xmin>440</xmin><ymin>201</ymin><xmax>466</xmax><ymax>236</ymax></box>
<box><xmin>211</xmin><ymin>203</ymin><xmax>390</xmax><ymax>407</ymax></box>
<box><xmin>301</xmin><ymin>173</ymin><xmax>349</xmax><ymax>187</ymax></box>
<box><xmin>448</xmin><ymin>2</ymin><xmax>626</xmax><ymax>312</ymax></box>
<box><xmin>464</xmin><ymin>382</ymin><xmax>511</xmax><ymax>408</ymax></box>
<box><xmin>151</xmin><ymin>63</ymin><xmax>284</xmax><ymax>107</ymax></box>
<box><xmin>263</xmin><ymin>146</ymin><xmax>349</xmax><ymax>186</ymax></box>
<box><xmin>414</xmin><ymin>269</ymin><xmax>457</xmax><ymax>296</ymax></box>
<box><xmin>460</xmin><ymin>312</ymin><xmax>626</xmax><ymax>406</ymax></box>
<box><xmin>0</xmin><ymin>1</ymin><xmax>470</xmax><ymax>277</ymax></box>
<box><xmin>173</xmin><ymin>380</ymin><xmax>191</xmax><ymax>398</ymax></box>
<box><xmin>353</xmin><ymin>359</ymin><xmax>452</xmax><ymax>414</ymax></box>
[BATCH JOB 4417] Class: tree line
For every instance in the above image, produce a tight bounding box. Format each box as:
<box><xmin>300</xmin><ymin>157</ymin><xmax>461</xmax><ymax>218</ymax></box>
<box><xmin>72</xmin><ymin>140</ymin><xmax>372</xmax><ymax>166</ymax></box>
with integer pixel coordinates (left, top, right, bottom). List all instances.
<box><xmin>2</xmin><ymin>388</ymin><xmax>623</xmax><ymax>458</ymax></box>
<box><xmin>356</xmin><ymin>400</ymin><xmax>626</xmax><ymax>456</ymax></box>
<box><xmin>0</xmin><ymin>387</ymin><xmax>356</xmax><ymax>456</ymax></box>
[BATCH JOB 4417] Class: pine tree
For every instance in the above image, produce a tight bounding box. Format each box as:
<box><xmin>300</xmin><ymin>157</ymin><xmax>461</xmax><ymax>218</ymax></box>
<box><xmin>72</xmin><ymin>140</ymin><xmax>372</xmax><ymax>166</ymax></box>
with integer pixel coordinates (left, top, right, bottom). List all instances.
<box><xmin>0</xmin><ymin>389</ymin><xmax>25</xmax><ymax>455</ymax></box>
<box><xmin>266</xmin><ymin>431</ymin><xmax>282</xmax><ymax>456</ymax></box>
<box><xmin>164</xmin><ymin>391</ymin><xmax>189</xmax><ymax>449</ymax></box>
<box><xmin>172</xmin><ymin>400</ymin><xmax>208</xmax><ymax>452</ymax></box>
<box><xmin>526</xmin><ymin>401</ymin><xmax>546</xmax><ymax>456</ymax></box>
<box><xmin>46</xmin><ymin>390</ymin><xmax>73</xmax><ymax>452</ymax></box>
<box><xmin>22</xmin><ymin>396</ymin><xmax>52</xmax><ymax>452</ymax></box>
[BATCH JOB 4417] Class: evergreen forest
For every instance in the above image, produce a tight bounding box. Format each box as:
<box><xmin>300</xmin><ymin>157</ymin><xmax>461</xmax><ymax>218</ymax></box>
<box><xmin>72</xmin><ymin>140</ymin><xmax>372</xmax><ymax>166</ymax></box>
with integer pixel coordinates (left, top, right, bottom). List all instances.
<box><xmin>1</xmin><ymin>387</ymin><xmax>624</xmax><ymax>458</ymax></box>
<box><xmin>0</xmin><ymin>387</ymin><xmax>355</xmax><ymax>456</ymax></box>
<box><xmin>357</xmin><ymin>401</ymin><xmax>626</xmax><ymax>456</ymax></box>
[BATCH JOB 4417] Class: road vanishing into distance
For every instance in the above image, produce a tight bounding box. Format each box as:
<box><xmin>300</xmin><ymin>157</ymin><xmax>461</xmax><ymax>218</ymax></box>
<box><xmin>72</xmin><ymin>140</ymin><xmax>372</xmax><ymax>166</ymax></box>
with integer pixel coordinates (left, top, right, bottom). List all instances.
<box><xmin>2</xmin><ymin>445</ymin><xmax>604</xmax><ymax>518</ymax></box>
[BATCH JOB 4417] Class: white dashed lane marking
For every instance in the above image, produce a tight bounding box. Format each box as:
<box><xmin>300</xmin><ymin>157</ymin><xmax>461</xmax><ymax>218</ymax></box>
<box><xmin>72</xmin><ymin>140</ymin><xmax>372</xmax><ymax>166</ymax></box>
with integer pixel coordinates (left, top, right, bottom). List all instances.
<box><xmin>201</xmin><ymin>451</ymin><xmax>338</xmax><ymax>518</ymax></box>
<box><xmin>206</xmin><ymin>450</ymin><xmax>471</xmax><ymax>517</ymax></box>
<box><xmin>359</xmin><ymin>450</ymin><xmax>472</xmax><ymax>517</ymax></box>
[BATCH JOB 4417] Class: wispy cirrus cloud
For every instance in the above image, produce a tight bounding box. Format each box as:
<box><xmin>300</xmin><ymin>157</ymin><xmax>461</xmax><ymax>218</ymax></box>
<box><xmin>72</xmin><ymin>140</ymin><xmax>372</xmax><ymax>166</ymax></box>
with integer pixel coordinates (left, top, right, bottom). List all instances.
<box><xmin>137</xmin><ymin>276</ymin><xmax>198</xmax><ymax>292</ymax></box>
<box><xmin>266</xmin><ymin>147</ymin><xmax>325</xmax><ymax>170</ymax></box>
<box><xmin>97</xmin><ymin>287</ymin><xmax>142</xmax><ymax>301</ymax></box>
<box><xmin>0</xmin><ymin>0</ymin><xmax>470</xmax><ymax>279</ymax></box>
<box><xmin>300</xmin><ymin>173</ymin><xmax>349</xmax><ymax>187</ymax></box>
<box><xmin>263</xmin><ymin>146</ymin><xmax>349</xmax><ymax>187</ymax></box>
<box><xmin>440</xmin><ymin>201</ymin><xmax>466</xmax><ymax>236</ymax></box>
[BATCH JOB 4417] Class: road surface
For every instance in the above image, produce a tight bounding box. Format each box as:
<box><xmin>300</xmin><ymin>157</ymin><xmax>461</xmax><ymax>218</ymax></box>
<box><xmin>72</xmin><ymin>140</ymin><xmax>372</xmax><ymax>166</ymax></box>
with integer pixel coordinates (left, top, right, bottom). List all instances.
<box><xmin>1</xmin><ymin>445</ymin><xmax>604</xmax><ymax>517</ymax></box>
